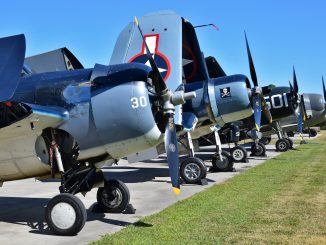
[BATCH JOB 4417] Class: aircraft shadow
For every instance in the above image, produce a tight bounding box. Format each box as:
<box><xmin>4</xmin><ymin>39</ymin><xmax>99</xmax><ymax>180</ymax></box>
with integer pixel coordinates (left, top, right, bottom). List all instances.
<box><xmin>0</xmin><ymin>196</ymin><xmax>132</xmax><ymax>236</ymax></box>
<box><xmin>103</xmin><ymin>166</ymin><xmax>172</xmax><ymax>184</ymax></box>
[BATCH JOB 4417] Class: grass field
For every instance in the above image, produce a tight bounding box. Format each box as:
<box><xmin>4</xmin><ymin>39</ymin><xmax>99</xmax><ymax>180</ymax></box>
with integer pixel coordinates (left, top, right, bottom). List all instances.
<box><xmin>92</xmin><ymin>132</ymin><xmax>326</xmax><ymax>245</ymax></box>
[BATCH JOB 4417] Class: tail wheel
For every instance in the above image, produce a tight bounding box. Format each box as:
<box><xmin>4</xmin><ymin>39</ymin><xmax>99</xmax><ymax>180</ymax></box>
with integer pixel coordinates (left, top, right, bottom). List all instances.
<box><xmin>211</xmin><ymin>151</ymin><xmax>234</xmax><ymax>172</ymax></box>
<box><xmin>97</xmin><ymin>179</ymin><xmax>130</xmax><ymax>213</ymax></box>
<box><xmin>275</xmin><ymin>139</ymin><xmax>289</xmax><ymax>152</ymax></box>
<box><xmin>45</xmin><ymin>193</ymin><xmax>87</xmax><ymax>236</ymax></box>
<box><xmin>251</xmin><ymin>142</ymin><xmax>266</xmax><ymax>156</ymax></box>
<box><xmin>180</xmin><ymin>157</ymin><xmax>207</xmax><ymax>184</ymax></box>
<box><xmin>231</xmin><ymin>146</ymin><xmax>248</xmax><ymax>163</ymax></box>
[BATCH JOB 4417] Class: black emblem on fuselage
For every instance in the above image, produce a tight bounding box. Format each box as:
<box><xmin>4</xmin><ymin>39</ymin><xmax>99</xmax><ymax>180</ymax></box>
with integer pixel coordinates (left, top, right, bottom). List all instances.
<box><xmin>220</xmin><ymin>87</ymin><xmax>231</xmax><ymax>98</ymax></box>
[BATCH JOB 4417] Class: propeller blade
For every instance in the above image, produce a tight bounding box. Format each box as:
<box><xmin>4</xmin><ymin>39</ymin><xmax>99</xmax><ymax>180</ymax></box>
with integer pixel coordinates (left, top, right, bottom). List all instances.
<box><xmin>295</xmin><ymin>106</ymin><xmax>303</xmax><ymax>133</ymax></box>
<box><xmin>244</xmin><ymin>32</ymin><xmax>258</xmax><ymax>87</ymax></box>
<box><xmin>134</xmin><ymin>16</ymin><xmax>167</xmax><ymax>94</ymax></box>
<box><xmin>164</xmin><ymin>114</ymin><xmax>181</xmax><ymax>195</ymax></box>
<box><xmin>261</xmin><ymin>97</ymin><xmax>272</xmax><ymax>123</ymax></box>
<box><xmin>252</xmin><ymin>95</ymin><xmax>262</xmax><ymax>131</ymax></box>
<box><xmin>323</xmin><ymin>76</ymin><xmax>326</xmax><ymax>101</ymax></box>
<box><xmin>293</xmin><ymin>67</ymin><xmax>299</xmax><ymax>93</ymax></box>
<box><xmin>289</xmin><ymin>81</ymin><xmax>294</xmax><ymax>93</ymax></box>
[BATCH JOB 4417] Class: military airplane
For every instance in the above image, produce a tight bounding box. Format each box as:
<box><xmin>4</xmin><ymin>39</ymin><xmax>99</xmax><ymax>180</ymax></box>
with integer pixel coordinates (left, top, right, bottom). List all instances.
<box><xmin>109</xmin><ymin>12</ymin><xmax>272</xmax><ymax>183</ymax></box>
<box><xmin>0</xmin><ymin>27</ymin><xmax>198</xmax><ymax>235</ymax></box>
<box><xmin>261</xmin><ymin>78</ymin><xmax>326</xmax><ymax>141</ymax></box>
<box><xmin>200</xmin><ymin>53</ymin><xmax>309</xmax><ymax>162</ymax></box>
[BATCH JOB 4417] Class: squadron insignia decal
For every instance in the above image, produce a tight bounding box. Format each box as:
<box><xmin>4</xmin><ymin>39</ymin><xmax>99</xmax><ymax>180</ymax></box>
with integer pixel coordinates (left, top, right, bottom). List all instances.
<box><xmin>220</xmin><ymin>87</ymin><xmax>231</xmax><ymax>98</ymax></box>
<box><xmin>128</xmin><ymin>34</ymin><xmax>171</xmax><ymax>81</ymax></box>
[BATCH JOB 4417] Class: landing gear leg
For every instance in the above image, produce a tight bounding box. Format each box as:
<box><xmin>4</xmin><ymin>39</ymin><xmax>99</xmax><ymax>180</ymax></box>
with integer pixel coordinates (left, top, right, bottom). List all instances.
<box><xmin>250</xmin><ymin>140</ymin><xmax>267</xmax><ymax>157</ymax></box>
<box><xmin>46</xmin><ymin>150</ymin><xmax>132</xmax><ymax>235</ymax></box>
<box><xmin>248</xmin><ymin>128</ymin><xmax>267</xmax><ymax>157</ymax></box>
<box><xmin>179</xmin><ymin>132</ymin><xmax>207</xmax><ymax>184</ymax></box>
<box><xmin>211</xmin><ymin>127</ymin><xmax>234</xmax><ymax>172</ymax></box>
<box><xmin>273</xmin><ymin>121</ymin><xmax>290</xmax><ymax>152</ymax></box>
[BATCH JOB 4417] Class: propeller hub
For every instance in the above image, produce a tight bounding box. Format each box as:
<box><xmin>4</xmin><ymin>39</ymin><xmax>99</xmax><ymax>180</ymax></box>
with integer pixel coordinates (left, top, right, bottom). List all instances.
<box><xmin>162</xmin><ymin>90</ymin><xmax>196</xmax><ymax>115</ymax></box>
<box><xmin>171</xmin><ymin>91</ymin><xmax>196</xmax><ymax>106</ymax></box>
<box><xmin>252</xmin><ymin>86</ymin><xmax>262</xmax><ymax>95</ymax></box>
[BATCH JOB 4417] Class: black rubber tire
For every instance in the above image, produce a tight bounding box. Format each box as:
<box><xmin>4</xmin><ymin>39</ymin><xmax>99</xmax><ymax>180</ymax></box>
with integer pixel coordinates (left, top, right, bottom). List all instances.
<box><xmin>231</xmin><ymin>146</ymin><xmax>248</xmax><ymax>163</ymax></box>
<box><xmin>259</xmin><ymin>136</ymin><xmax>272</xmax><ymax>145</ymax></box>
<box><xmin>180</xmin><ymin>157</ymin><xmax>207</xmax><ymax>184</ymax></box>
<box><xmin>284</xmin><ymin>137</ymin><xmax>294</xmax><ymax>149</ymax></box>
<box><xmin>211</xmin><ymin>151</ymin><xmax>234</xmax><ymax>172</ymax></box>
<box><xmin>250</xmin><ymin>142</ymin><xmax>266</xmax><ymax>157</ymax></box>
<box><xmin>97</xmin><ymin>179</ymin><xmax>130</xmax><ymax>213</ymax></box>
<box><xmin>45</xmin><ymin>193</ymin><xmax>87</xmax><ymax>236</ymax></box>
<box><xmin>275</xmin><ymin>139</ymin><xmax>289</xmax><ymax>152</ymax></box>
<box><xmin>309</xmin><ymin>128</ymin><xmax>317</xmax><ymax>137</ymax></box>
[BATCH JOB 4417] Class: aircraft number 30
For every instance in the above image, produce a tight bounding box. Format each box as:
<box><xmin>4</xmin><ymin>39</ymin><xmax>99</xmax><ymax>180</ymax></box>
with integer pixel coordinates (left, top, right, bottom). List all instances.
<box><xmin>131</xmin><ymin>96</ymin><xmax>147</xmax><ymax>108</ymax></box>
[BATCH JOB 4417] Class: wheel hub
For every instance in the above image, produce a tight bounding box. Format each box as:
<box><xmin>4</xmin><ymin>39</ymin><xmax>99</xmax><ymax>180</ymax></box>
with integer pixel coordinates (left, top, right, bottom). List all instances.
<box><xmin>51</xmin><ymin>202</ymin><xmax>76</xmax><ymax>230</ymax></box>
<box><xmin>254</xmin><ymin>145</ymin><xmax>263</xmax><ymax>155</ymax></box>
<box><xmin>102</xmin><ymin>188</ymin><xmax>123</xmax><ymax>208</ymax></box>
<box><xmin>233</xmin><ymin>149</ymin><xmax>244</xmax><ymax>160</ymax></box>
<box><xmin>279</xmin><ymin>142</ymin><xmax>287</xmax><ymax>150</ymax></box>
<box><xmin>184</xmin><ymin>163</ymin><xmax>201</xmax><ymax>180</ymax></box>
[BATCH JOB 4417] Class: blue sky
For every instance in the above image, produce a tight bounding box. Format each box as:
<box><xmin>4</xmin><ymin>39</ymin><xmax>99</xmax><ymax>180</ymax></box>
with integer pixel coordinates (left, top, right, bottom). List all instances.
<box><xmin>1</xmin><ymin>1</ymin><xmax>325</xmax><ymax>94</ymax></box>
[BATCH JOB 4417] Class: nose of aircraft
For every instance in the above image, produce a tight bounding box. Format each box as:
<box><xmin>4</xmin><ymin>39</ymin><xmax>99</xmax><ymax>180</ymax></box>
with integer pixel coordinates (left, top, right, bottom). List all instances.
<box><xmin>303</xmin><ymin>93</ymin><xmax>326</xmax><ymax>126</ymax></box>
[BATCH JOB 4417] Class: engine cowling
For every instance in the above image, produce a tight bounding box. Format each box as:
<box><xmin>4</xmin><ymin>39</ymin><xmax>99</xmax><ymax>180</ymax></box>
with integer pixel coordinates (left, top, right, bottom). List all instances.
<box><xmin>208</xmin><ymin>74</ymin><xmax>252</xmax><ymax>126</ymax></box>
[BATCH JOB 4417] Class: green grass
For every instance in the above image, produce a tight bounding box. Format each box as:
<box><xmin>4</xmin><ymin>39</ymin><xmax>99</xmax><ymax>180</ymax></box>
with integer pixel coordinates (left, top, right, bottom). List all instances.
<box><xmin>92</xmin><ymin>132</ymin><xmax>326</xmax><ymax>245</ymax></box>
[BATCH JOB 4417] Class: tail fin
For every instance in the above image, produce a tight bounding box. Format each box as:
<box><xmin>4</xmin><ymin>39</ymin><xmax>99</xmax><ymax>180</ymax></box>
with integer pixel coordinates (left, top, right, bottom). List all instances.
<box><xmin>0</xmin><ymin>34</ymin><xmax>26</xmax><ymax>101</ymax></box>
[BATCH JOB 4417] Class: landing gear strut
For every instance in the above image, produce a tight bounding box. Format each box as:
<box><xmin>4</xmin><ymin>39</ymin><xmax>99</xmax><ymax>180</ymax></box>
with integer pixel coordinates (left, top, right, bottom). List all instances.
<box><xmin>273</xmin><ymin>121</ymin><xmax>290</xmax><ymax>152</ymax></box>
<box><xmin>179</xmin><ymin>132</ymin><xmax>207</xmax><ymax>184</ymax></box>
<box><xmin>250</xmin><ymin>141</ymin><xmax>266</xmax><ymax>157</ymax></box>
<box><xmin>45</xmin><ymin>132</ymin><xmax>131</xmax><ymax>236</ymax></box>
<box><xmin>228</xmin><ymin>125</ymin><xmax>248</xmax><ymax>163</ymax></box>
<box><xmin>210</xmin><ymin>128</ymin><xmax>234</xmax><ymax>172</ymax></box>
<box><xmin>247</xmin><ymin>129</ymin><xmax>267</xmax><ymax>157</ymax></box>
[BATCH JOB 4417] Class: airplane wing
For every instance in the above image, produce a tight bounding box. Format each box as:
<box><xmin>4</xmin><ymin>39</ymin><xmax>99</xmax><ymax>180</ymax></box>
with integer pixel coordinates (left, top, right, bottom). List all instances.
<box><xmin>24</xmin><ymin>47</ymin><xmax>84</xmax><ymax>74</ymax></box>
<box><xmin>0</xmin><ymin>103</ymin><xmax>69</xmax><ymax>140</ymax></box>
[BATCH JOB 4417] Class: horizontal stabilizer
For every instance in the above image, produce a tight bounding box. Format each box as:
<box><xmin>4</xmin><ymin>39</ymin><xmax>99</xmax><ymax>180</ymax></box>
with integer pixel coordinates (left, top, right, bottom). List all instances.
<box><xmin>0</xmin><ymin>34</ymin><xmax>26</xmax><ymax>101</ymax></box>
<box><xmin>25</xmin><ymin>47</ymin><xmax>83</xmax><ymax>74</ymax></box>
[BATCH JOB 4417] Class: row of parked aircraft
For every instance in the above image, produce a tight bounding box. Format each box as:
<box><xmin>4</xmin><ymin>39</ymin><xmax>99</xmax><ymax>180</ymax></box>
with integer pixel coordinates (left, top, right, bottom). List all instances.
<box><xmin>0</xmin><ymin>12</ymin><xmax>325</xmax><ymax>235</ymax></box>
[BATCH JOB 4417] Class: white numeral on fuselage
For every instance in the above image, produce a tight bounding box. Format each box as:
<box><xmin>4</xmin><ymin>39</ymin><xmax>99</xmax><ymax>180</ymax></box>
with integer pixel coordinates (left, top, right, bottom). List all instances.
<box><xmin>264</xmin><ymin>93</ymin><xmax>288</xmax><ymax>109</ymax></box>
<box><xmin>131</xmin><ymin>96</ymin><xmax>147</xmax><ymax>108</ymax></box>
